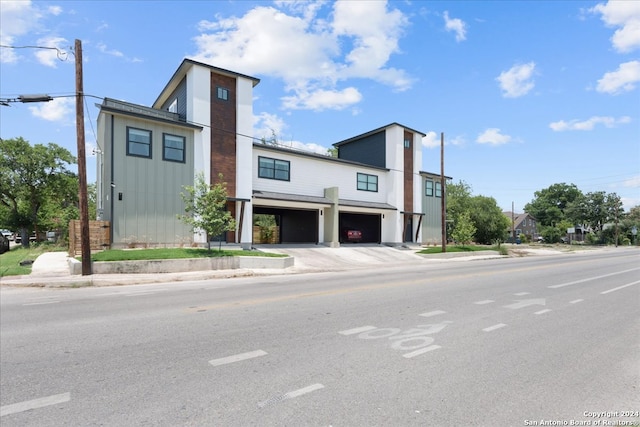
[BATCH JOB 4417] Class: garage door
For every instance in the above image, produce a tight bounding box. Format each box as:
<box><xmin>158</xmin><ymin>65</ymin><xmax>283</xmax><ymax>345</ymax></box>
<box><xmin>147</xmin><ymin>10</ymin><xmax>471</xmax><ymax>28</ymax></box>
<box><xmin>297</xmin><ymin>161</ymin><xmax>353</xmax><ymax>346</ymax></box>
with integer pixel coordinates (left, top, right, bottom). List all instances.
<box><xmin>339</xmin><ymin>212</ymin><xmax>381</xmax><ymax>244</ymax></box>
<box><xmin>253</xmin><ymin>207</ymin><xmax>318</xmax><ymax>243</ymax></box>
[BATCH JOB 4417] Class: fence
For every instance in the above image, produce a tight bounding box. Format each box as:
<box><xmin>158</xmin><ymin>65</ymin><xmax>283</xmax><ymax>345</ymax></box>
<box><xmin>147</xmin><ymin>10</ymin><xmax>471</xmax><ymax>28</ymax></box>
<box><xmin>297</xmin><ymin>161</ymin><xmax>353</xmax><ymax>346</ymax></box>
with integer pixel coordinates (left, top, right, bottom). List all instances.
<box><xmin>69</xmin><ymin>220</ymin><xmax>111</xmax><ymax>256</ymax></box>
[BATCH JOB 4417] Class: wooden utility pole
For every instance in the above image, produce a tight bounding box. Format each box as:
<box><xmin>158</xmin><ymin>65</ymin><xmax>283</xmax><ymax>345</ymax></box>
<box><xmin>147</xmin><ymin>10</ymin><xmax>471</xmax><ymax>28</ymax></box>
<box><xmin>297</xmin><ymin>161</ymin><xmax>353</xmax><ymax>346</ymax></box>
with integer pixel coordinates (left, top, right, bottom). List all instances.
<box><xmin>75</xmin><ymin>39</ymin><xmax>91</xmax><ymax>275</ymax></box>
<box><xmin>440</xmin><ymin>132</ymin><xmax>446</xmax><ymax>253</ymax></box>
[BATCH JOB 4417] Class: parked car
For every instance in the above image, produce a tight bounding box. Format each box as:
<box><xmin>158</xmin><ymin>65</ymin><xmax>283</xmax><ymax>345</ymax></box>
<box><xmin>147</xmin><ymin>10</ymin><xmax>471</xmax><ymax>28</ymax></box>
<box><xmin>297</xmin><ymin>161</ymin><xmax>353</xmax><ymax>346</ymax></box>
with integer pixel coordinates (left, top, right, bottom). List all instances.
<box><xmin>342</xmin><ymin>229</ymin><xmax>362</xmax><ymax>243</ymax></box>
<box><xmin>0</xmin><ymin>234</ymin><xmax>9</xmax><ymax>254</ymax></box>
<box><xmin>0</xmin><ymin>229</ymin><xmax>13</xmax><ymax>241</ymax></box>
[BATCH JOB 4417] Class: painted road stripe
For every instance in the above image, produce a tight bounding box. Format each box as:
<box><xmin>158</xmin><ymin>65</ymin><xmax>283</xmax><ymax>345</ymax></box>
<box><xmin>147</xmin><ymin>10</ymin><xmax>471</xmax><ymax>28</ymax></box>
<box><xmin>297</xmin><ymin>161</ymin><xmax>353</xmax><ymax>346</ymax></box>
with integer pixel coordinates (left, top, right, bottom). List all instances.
<box><xmin>570</xmin><ymin>299</ymin><xmax>584</xmax><ymax>304</ymax></box>
<box><xmin>418</xmin><ymin>310</ymin><xmax>447</xmax><ymax>318</ymax></box>
<box><xmin>535</xmin><ymin>309</ymin><xmax>552</xmax><ymax>315</ymax></box>
<box><xmin>209</xmin><ymin>350</ymin><xmax>267</xmax><ymax>367</ymax></box>
<box><xmin>403</xmin><ymin>345</ymin><xmax>441</xmax><ymax>358</ymax></box>
<box><xmin>338</xmin><ymin>326</ymin><xmax>377</xmax><ymax>336</ymax></box>
<box><xmin>548</xmin><ymin>268</ymin><xmax>640</xmax><ymax>289</ymax></box>
<box><xmin>22</xmin><ymin>301</ymin><xmax>60</xmax><ymax>306</ymax></box>
<box><xmin>514</xmin><ymin>292</ymin><xmax>530</xmax><ymax>296</ymax></box>
<box><xmin>258</xmin><ymin>384</ymin><xmax>324</xmax><ymax>408</ymax></box>
<box><xmin>474</xmin><ymin>300</ymin><xmax>494</xmax><ymax>305</ymax></box>
<box><xmin>1</xmin><ymin>392</ymin><xmax>70</xmax><ymax>417</ymax></box>
<box><xmin>601</xmin><ymin>280</ymin><xmax>640</xmax><ymax>295</ymax></box>
<box><xmin>483</xmin><ymin>323</ymin><xmax>506</xmax><ymax>332</ymax></box>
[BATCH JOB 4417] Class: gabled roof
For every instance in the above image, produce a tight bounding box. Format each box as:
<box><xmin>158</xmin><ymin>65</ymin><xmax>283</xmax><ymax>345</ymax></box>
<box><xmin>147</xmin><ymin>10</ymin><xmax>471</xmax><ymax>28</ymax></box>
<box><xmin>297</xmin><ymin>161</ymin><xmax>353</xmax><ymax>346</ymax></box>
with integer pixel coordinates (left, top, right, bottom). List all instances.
<box><xmin>98</xmin><ymin>98</ymin><xmax>202</xmax><ymax>130</ymax></box>
<box><xmin>503</xmin><ymin>211</ymin><xmax>536</xmax><ymax>227</ymax></box>
<box><xmin>333</xmin><ymin>122</ymin><xmax>426</xmax><ymax>147</ymax></box>
<box><xmin>152</xmin><ymin>58</ymin><xmax>260</xmax><ymax>109</ymax></box>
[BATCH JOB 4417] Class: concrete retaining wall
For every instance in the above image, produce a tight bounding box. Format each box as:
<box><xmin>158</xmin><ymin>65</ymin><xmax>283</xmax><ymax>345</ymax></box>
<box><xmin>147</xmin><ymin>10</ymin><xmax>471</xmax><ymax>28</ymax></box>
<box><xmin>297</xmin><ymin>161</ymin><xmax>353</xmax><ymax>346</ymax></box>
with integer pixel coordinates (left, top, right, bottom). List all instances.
<box><xmin>69</xmin><ymin>256</ymin><xmax>294</xmax><ymax>275</ymax></box>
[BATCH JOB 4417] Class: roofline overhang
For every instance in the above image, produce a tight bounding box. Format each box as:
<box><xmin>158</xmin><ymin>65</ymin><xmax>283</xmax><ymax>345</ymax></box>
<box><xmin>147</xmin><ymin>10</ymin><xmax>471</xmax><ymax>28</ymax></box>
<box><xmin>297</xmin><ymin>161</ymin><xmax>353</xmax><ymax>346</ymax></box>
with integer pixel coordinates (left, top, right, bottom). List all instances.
<box><xmin>333</xmin><ymin>122</ymin><xmax>426</xmax><ymax>147</ymax></box>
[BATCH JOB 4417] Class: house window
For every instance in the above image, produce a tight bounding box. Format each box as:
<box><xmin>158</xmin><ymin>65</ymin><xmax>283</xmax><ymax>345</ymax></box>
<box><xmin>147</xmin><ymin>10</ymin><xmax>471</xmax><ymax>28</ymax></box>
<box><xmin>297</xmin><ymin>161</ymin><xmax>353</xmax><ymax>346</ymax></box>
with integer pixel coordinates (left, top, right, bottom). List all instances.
<box><xmin>404</xmin><ymin>139</ymin><xmax>411</xmax><ymax>148</ymax></box>
<box><xmin>163</xmin><ymin>133</ymin><xmax>185</xmax><ymax>163</ymax></box>
<box><xmin>425</xmin><ymin>180</ymin><xmax>434</xmax><ymax>197</ymax></box>
<box><xmin>127</xmin><ymin>127</ymin><xmax>151</xmax><ymax>158</ymax></box>
<box><xmin>167</xmin><ymin>98</ymin><xmax>178</xmax><ymax>113</ymax></box>
<box><xmin>357</xmin><ymin>173</ymin><xmax>378</xmax><ymax>192</ymax></box>
<box><xmin>435</xmin><ymin>182</ymin><xmax>442</xmax><ymax>198</ymax></box>
<box><xmin>258</xmin><ymin>156</ymin><xmax>290</xmax><ymax>181</ymax></box>
<box><xmin>217</xmin><ymin>87</ymin><xmax>229</xmax><ymax>101</ymax></box>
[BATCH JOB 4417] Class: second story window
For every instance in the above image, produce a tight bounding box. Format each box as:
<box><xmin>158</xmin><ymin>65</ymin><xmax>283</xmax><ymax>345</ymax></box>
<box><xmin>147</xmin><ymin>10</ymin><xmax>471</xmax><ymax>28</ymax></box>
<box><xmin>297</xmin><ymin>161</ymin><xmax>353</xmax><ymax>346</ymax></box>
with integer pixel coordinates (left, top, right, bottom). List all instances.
<box><xmin>259</xmin><ymin>156</ymin><xmax>290</xmax><ymax>181</ymax></box>
<box><xmin>217</xmin><ymin>87</ymin><xmax>229</xmax><ymax>101</ymax></box>
<box><xmin>425</xmin><ymin>180</ymin><xmax>434</xmax><ymax>197</ymax></box>
<box><xmin>127</xmin><ymin>127</ymin><xmax>151</xmax><ymax>159</ymax></box>
<box><xmin>435</xmin><ymin>181</ymin><xmax>442</xmax><ymax>198</ymax></box>
<box><xmin>404</xmin><ymin>139</ymin><xmax>411</xmax><ymax>148</ymax></box>
<box><xmin>357</xmin><ymin>173</ymin><xmax>378</xmax><ymax>192</ymax></box>
<box><xmin>163</xmin><ymin>133</ymin><xmax>185</xmax><ymax>163</ymax></box>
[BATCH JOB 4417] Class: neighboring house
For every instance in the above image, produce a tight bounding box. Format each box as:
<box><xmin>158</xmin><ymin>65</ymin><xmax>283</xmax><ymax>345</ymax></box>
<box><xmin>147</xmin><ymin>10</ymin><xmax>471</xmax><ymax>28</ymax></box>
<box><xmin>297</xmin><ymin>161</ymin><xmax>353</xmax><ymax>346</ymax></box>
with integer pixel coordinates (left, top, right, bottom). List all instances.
<box><xmin>503</xmin><ymin>212</ymin><xmax>540</xmax><ymax>241</ymax></box>
<box><xmin>96</xmin><ymin>58</ymin><xmax>440</xmax><ymax>249</ymax></box>
<box><xmin>420</xmin><ymin>171</ymin><xmax>451</xmax><ymax>246</ymax></box>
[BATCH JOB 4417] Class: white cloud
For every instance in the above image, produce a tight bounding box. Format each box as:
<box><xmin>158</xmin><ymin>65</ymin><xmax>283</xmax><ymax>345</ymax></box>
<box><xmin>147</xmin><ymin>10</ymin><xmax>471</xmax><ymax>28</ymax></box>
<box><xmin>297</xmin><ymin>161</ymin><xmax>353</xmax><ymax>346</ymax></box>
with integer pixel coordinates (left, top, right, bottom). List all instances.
<box><xmin>443</xmin><ymin>11</ymin><xmax>467</xmax><ymax>42</ymax></box>
<box><xmin>496</xmin><ymin>62</ymin><xmax>536</xmax><ymax>98</ymax></box>
<box><xmin>549</xmin><ymin>115</ymin><xmax>631</xmax><ymax>131</ymax></box>
<box><xmin>622</xmin><ymin>175</ymin><xmax>640</xmax><ymax>188</ymax></box>
<box><xmin>590</xmin><ymin>1</ymin><xmax>640</xmax><ymax>53</ymax></box>
<box><xmin>28</xmin><ymin>97</ymin><xmax>74</xmax><ymax>122</ymax></box>
<box><xmin>0</xmin><ymin>1</ymin><xmax>63</xmax><ymax>64</ymax></box>
<box><xmin>422</xmin><ymin>131</ymin><xmax>440</xmax><ymax>148</ymax></box>
<box><xmin>33</xmin><ymin>36</ymin><xmax>68</xmax><ymax>67</ymax></box>
<box><xmin>192</xmin><ymin>1</ymin><xmax>412</xmax><ymax>111</ymax></box>
<box><xmin>97</xmin><ymin>42</ymin><xmax>124</xmax><ymax>58</ymax></box>
<box><xmin>596</xmin><ymin>60</ymin><xmax>640</xmax><ymax>94</ymax></box>
<box><xmin>281</xmin><ymin>86</ymin><xmax>362</xmax><ymax>111</ymax></box>
<box><xmin>476</xmin><ymin>128</ymin><xmax>512</xmax><ymax>145</ymax></box>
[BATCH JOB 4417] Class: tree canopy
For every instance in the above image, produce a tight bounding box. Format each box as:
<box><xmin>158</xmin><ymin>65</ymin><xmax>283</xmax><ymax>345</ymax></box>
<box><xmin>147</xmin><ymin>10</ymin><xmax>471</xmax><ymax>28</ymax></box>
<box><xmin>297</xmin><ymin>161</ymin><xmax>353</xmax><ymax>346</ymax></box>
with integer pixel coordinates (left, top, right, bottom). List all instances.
<box><xmin>0</xmin><ymin>137</ymin><xmax>78</xmax><ymax>245</ymax></box>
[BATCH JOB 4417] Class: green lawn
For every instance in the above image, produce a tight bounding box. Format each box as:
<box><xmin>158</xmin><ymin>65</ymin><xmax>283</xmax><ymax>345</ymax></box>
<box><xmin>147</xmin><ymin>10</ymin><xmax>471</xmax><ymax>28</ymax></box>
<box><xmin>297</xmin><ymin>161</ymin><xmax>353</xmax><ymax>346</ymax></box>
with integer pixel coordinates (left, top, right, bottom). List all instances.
<box><xmin>0</xmin><ymin>244</ymin><xmax>63</xmax><ymax>277</ymax></box>
<box><xmin>87</xmin><ymin>247</ymin><xmax>287</xmax><ymax>262</ymax></box>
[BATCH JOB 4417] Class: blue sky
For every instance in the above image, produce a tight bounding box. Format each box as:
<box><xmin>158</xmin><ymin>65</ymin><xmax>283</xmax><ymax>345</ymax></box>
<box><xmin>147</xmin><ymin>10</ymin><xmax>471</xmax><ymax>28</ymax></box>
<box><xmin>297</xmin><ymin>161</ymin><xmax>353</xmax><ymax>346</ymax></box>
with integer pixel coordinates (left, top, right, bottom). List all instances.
<box><xmin>1</xmin><ymin>0</ymin><xmax>639</xmax><ymax>213</ymax></box>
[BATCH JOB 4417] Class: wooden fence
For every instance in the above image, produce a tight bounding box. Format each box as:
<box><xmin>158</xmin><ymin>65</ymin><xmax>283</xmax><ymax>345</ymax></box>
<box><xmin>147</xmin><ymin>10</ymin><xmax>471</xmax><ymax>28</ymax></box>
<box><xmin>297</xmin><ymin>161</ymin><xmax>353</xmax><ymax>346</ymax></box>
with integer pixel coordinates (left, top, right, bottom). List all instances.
<box><xmin>69</xmin><ymin>220</ymin><xmax>111</xmax><ymax>256</ymax></box>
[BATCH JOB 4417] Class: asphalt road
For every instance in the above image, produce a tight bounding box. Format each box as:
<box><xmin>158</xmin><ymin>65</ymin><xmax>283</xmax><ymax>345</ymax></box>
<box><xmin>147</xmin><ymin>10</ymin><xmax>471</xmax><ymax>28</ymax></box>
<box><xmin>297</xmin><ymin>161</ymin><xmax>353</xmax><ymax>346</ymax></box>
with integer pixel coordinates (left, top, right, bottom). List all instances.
<box><xmin>1</xmin><ymin>249</ymin><xmax>639</xmax><ymax>426</ymax></box>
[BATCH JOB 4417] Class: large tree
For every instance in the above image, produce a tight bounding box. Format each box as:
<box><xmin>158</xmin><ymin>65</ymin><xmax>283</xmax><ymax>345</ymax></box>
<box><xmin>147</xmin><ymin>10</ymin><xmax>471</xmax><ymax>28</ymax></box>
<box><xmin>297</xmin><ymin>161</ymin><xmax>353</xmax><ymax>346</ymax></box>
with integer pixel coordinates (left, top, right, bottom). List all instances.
<box><xmin>0</xmin><ymin>137</ymin><xmax>77</xmax><ymax>246</ymax></box>
<box><xmin>468</xmin><ymin>195</ymin><xmax>510</xmax><ymax>244</ymax></box>
<box><xmin>524</xmin><ymin>183</ymin><xmax>583</xmax><ymax>227</ymax></box>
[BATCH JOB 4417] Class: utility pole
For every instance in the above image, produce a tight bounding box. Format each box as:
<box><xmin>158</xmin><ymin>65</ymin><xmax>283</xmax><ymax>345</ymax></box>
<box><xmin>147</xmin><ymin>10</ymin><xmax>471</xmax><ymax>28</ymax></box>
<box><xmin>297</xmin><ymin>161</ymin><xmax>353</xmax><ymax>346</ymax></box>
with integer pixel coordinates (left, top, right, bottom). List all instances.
<box><xmin>75</xmin><ymin>39</ymin><xmax>91</xmax><ymax>275</ymax></box>
<box><xmin>440</xmin><ymin>132</ymin><xmax>446</xmax><ymax>253</ymax></box>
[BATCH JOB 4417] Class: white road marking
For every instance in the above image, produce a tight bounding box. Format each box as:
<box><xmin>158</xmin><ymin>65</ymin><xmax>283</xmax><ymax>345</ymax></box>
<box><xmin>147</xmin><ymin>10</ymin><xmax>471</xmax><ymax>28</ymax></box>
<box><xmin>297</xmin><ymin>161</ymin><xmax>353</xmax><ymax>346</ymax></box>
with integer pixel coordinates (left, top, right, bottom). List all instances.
<box><xmin>483</xmin><ymin>323</ymin><xmax>507</xmax><ymax>332</ymax></box>
<box><xmin>418</xmin><ymin>310</ymin><xmax>447</xmax><ymax>318</ymax></box>
<box><xmin>548</xmin><ymin>268</ymin><xmax>640</xmax><ymax>289</ymax></box>
<box><xmin>338</xmin><ymin>326</ymin><xmax>377</xmax><ymax>336</ymax></box>
<box><xmin>503</xmin><ymin>298</ymin><xmax>546</xmax><ymax>310</ymax></box>
<box><xmin>258</xmin><ymin>384</ymin><xmax>324</xmax><ymax>408</ymax></box>
<box><xmin>600</xmin><ymin>280</ymin><xmax>640</xmax><ymax>295</ymax></box>
<box><xmin>209</xmin><ymin>350</ymin><xmax>267</xmax><ymax>367</ymax></box>
<box><xmin>1</xmin><ymin>392</ymin><xmax>70</xmax><ymax>417</ymax></box>
<box><xmin>403</xmin><ymin>345</ymin><xmax>441</xmax><ymax>358</ymax></box>
<box><xmin>22</xmin><ymin>301</ymin><xmax>60</xmax><ymax>306</ymax></box>
<box><xmin>514</xmin><ymin>292</ymin><xmax>530</xmax><ymax>296</ymax></box>
<box><xmin>534</xmin><ymin>309</ymin><xmax>552</xmax><ymax>315</ymax></box>
<box><xmin>569</xmin><ymin>299</ymin><xmax>584</xmax><ymax>304</ymax></box>
<box><xmin>474</xmin><ymin>300</ymin><xmax>494</xmax><ymax>305</ymax></box>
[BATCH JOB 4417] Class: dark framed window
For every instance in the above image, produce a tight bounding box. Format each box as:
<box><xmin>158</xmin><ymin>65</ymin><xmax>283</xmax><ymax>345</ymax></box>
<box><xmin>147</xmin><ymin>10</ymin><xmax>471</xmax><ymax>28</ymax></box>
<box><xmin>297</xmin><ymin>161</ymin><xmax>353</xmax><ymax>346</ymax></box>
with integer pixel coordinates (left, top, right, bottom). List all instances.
<box><xmin>357</xmin><ymin>172</ymin><xmax>378</xmax><ymax>192</ymax></box>
<box><xmin>404</xmin><ymin>138</ymin><xmax>411</xmax><ymax>148</ymax></box>
<box><xmin>217</xmin><ymin>87</ymin><xmax>229</xmax><ymax>101</ymax></box>
<box><xmin>425</xmin><ymin>180</ymin><xmax>434</xmax><ymax>197</ymax></box>
<box><xmin>163</xmin><ymin>133</ymin><xmax>185</xmax><ymax>163</ymax></box>
<box><xmin>435</xmin><ymin>181</ymin><xmax>442</xmax><ymax>198</ymax></box>
<box><xmin>127</xmin><ymin>127</ymin><xmax>151</xmax><ymax>158</ymax></box>
<box><xmin>258</xmin><ymin>156</ymin><xmax>290</xmax><ymax>181</ymax></box>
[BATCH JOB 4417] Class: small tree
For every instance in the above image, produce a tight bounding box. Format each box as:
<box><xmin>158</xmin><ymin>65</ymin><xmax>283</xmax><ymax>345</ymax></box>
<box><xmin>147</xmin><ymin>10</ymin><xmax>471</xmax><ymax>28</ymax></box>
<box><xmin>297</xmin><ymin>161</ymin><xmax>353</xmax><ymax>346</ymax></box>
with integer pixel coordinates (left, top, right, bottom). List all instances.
<box><xmin>451</xmin><ymin>212</ymin><xmax>476</xmax><ymax>247</ymax></box>
<box><xmin>179</xmin><ymin>172</ymin><xmax>236</xmax><ymax>251</ymax></box>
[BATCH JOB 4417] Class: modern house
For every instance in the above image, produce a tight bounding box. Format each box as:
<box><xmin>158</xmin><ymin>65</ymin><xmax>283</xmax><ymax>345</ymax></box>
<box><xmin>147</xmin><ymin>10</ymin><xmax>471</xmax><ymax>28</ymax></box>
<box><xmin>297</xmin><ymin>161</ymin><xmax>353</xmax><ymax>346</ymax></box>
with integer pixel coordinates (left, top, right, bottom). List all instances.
<box><xmin>96</xmin><ymin>58</ymin><xmax>443</xmax><ymax>249</ymax></box>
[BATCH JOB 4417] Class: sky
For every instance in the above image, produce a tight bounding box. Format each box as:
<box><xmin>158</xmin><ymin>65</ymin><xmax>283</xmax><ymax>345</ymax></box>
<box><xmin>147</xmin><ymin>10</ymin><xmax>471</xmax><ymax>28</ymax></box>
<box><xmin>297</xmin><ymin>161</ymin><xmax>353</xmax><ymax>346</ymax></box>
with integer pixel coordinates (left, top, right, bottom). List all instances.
<box><xmin>1</xmin><ymin>0</ymin><xmax>639</xmax><ymax>213</ymax></box>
